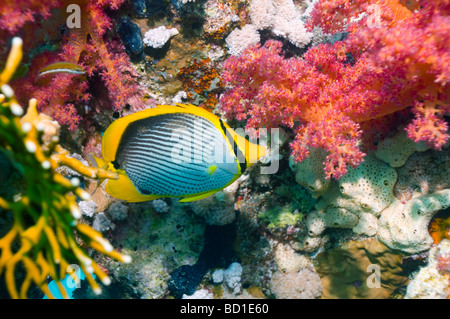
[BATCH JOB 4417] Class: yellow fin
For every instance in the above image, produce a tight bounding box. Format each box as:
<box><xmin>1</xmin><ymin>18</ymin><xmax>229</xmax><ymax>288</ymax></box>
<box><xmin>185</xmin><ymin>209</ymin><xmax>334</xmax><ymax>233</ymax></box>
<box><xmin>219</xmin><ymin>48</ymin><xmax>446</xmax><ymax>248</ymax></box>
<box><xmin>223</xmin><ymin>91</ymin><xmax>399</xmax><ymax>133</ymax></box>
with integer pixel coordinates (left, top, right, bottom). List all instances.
<box><xmin>207</xmin><ymin>165</ymin><xmax>217</xmax><ymax>176</ymax></box>
<box><xmin>178</xmin><ymin>189</ymin><xmax>219</xmax><ymax>202</ymax></box>
<box><xmin>92</xmin><ymin>155</ymin><xmax>108</xmax><ymax>170</ymax></box>
<box><xmin>105</xmin><ymin>174</ymin><xmax>161</xmax><ymax>203</ymax></box>
<box><xmin>227</xmin><ymin>127</ymin><xmax>267</xmax><ymax>168</ymax></box>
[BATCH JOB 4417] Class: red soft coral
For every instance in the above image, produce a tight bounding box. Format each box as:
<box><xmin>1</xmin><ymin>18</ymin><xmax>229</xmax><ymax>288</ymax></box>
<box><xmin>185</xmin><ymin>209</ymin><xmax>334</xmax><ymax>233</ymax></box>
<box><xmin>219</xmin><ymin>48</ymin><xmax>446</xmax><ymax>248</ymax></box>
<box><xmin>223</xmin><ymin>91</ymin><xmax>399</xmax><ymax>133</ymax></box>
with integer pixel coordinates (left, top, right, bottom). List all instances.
<box><xmin>2</xmin><ymin>0</ymin><xmax>148</xmax><ymax>131</ymax></box>
<box><xmin>220</xmin><ymin>0</ymin><xmax>449</xmax><ymax>179</ymax></box>
<box><xmin>0</xmin><ymin>0</ymin><xmax>60</xmax><ymax>35</ymax></box>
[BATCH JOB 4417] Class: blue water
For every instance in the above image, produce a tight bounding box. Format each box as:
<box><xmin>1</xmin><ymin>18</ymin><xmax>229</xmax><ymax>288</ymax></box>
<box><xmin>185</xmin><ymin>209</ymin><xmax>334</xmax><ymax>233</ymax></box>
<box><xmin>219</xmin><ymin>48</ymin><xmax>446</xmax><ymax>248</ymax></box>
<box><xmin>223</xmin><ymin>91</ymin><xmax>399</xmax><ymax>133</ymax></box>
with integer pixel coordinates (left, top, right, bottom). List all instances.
<box><xmin>43</xmin><ymin>270</ymin><xmax>95</xmax><ymax>299</ymax></box>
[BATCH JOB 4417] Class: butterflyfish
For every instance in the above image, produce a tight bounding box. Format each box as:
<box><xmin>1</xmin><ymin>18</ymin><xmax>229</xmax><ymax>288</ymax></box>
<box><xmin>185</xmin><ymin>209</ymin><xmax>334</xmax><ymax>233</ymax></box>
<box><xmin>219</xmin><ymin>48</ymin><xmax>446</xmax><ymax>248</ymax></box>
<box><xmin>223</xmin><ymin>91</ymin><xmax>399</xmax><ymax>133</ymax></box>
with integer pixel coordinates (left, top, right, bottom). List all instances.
<box><xmin>94</xmin><ymin>103</ymin><xmax>266</xmax><ymax>203</ymax></box>
<box><xmin>38</xmin><ymin>62</ymin><xmax>86</xmax><ymax>77</ymax></box>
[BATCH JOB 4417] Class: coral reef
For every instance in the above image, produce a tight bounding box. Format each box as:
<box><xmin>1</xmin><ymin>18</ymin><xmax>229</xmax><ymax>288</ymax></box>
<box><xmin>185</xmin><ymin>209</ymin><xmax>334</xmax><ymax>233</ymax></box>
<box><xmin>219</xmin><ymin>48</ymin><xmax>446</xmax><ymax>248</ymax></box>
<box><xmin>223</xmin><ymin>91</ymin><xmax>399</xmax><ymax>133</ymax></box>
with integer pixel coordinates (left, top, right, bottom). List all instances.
<box><xmin>188</xmin><ymin>183</ymin><xmax>238</xmax><ymax>226</ymax></box>
<box><xmin>93</xmin><ymin>212</ymin><xmax>115</xmax><ymax>233</ymax></box>
<box><xmin>2</xmin><ymin>0</ymin><xmax>148</xmax><ymax>131</ymax></box>
<box><xmin>182</xmin><ymin>288</ymin><xmax>214</xmax><ymax>299</ymax></box>
<box><xmin>289</xmin><ymin>147</ymin><xmax>329</xmax><ymax>198</ymax></box>
<box><xmin>177</xmin><ymin>57</ymin><xmax>223</xmax><ymax>110</ymax></box>
<box><xmin>249</xmin><ymin>0</ymin><xmax>313</xmax><ymax>48</ymax></box>
<box><xmin>273</xmin><ymin>243</ymin><xmax>310</xmax><ymax>274</ymax></box>
<box><xmin>220</xmin><ymin>0</ymin><xmax>449</xmax><ymax>179</ymax></box>
<box><xmin>107</xmin><ymin>202</ymin><xmax>129</xmax><ymax>222</ymax></box>
<box><xmin>143</xmin><ymin>26</ymin><xmax>179</xmax><ymax>49</ymax></box>
<box><xmin>305</xmin><ymin>154</ymin><xmax>397</xmax><ymax>241</ymax></box>
<box><xmin>1</xmin><ymin>0</ymin><xmax>448</xmax><ymax>300</ymax></box>
<box><xmin>0</xmin><ymin>39</ymin><xmax>130</xmax><ymax>298</ymax></box>
<box><xmin>429</xmin><ymin>209</ymin><xmax>450</xmax><ymax>245</ymax></box>
<box><xmin>394</xmin><ymin>146</ymin><xmax>450</xmax><ymax>201</ymax></box>
<box><xmin>378</xmin><ymin>189</ymin><xmax>450</xmax><ymax>254</ymax></box>
<box><xmin>258</xmin><ymin>204</ymin><xmax>304</xmax><ymax>230</ymax></box>
<box><xmin>78</xmin><ymin>200</ymin><xmax>97</xmax><ymax>218</ymax></box>
<box><xmin>152</xmin><ymin>199</ymin><xmax>170</xmax><ymax>214</ymax></box>
<box><xmin>270</xmin><ymin>268</ymin><xmax>322</xmax><ymax>299</ymax></box>
<box><xmin>101</xmin><ymin>202</ymin><xmax>205</xmax><ymax>299</ymax></box>
<box><xmin>405</xmin><ymin>239</ymin><xmax>450</xmax><ymax>299</ymax></box>
<box><xmin>117</xmin><ymin>17</ymin><xmax>144</xmax><ymax>60</ymax></box>
<box><xmin>168</xmin><ymin>222</ymin><xmax>237</xmax><ymax>298</ymax></box>
<box><xmin>223</xmin><ymin>262</ymin><xmax>243</xmax><ymax>294</ymax></box>
<box><xmin>225</xmin><ymin>24</ymin><xmax>261</xmax><ymax>56</ymax></box>
<box><xmin>316</xmin><ymin>238</ymin><xmax>409</xmax><ymax>299</ymax></box>
<box><xmin>375</xmin><ymin>130</ymin><xmax>429</xmax><ymax>168</ymax></box>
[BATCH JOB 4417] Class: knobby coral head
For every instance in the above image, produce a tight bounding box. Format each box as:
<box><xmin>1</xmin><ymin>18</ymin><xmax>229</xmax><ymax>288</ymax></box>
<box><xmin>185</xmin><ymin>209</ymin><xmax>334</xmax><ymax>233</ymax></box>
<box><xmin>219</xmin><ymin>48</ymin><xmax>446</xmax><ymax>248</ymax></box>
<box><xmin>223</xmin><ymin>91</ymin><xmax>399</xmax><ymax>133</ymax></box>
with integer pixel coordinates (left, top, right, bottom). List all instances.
<box><xmin>220</xmin><ymin>0</ymin><xmax>450</xmax><ymax>180</ymax></box>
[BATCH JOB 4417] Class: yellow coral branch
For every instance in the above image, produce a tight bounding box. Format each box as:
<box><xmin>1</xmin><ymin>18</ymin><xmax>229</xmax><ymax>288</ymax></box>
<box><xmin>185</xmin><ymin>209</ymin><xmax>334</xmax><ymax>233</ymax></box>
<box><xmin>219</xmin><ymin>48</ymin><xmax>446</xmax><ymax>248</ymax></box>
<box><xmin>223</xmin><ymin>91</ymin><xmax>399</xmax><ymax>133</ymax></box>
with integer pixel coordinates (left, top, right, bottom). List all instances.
<box><xmin>53</xmin><ymin>145</ymin><xmax>118</xmax><ymax>180</ymax></box>
<box><xmin>0</xmin><ymin>36</ymin><xmax>129</xmax><ymax>299</ymax></box>
<box><xmin>0</xmin><ymin>37</ymin><xmax>23</xmax><ymax>86</ymax></box>
<box><xmin>44</xmin><ymin>226</ymin><xmax>62</xmax><ymax>264</ymax></box>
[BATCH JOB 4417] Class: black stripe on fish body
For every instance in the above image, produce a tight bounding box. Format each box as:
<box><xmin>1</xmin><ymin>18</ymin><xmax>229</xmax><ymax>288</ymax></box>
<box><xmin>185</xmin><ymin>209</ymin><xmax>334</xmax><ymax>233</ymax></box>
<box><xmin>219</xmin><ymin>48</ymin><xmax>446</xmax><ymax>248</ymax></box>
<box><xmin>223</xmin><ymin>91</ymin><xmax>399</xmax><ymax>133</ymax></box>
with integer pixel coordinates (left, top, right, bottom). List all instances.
<box><xmin>125</xmin><ymin>149</ymin><xmax>207</xmax><ymax>172</ymax></box>
<box><xmin>126</xmin><ymin>157</ymin><xmax>207</xmax><ymax>181</ymax></box>
<box><xmin>219</xmin><ymin>119</ymin><xmax>247</xmax><ymax>174</ymax></box>
<box><xmin>133</xmin><ymin>130</ymin><xmax>218</xmax><ymax>154</ymax></box>
<box><xmin>126</xmin><ymin>131</ymin><xmax>222</xmax><ymax>165</ymax></box>
<box><xmin>115</xmin><ymin>113</ymin><xmax>237</xmax><ymax>196</ymax></box>
<box><xmin>126</xmin><ymin>159</ymin><xmax>232</xmax><ymax>196</ymax></box>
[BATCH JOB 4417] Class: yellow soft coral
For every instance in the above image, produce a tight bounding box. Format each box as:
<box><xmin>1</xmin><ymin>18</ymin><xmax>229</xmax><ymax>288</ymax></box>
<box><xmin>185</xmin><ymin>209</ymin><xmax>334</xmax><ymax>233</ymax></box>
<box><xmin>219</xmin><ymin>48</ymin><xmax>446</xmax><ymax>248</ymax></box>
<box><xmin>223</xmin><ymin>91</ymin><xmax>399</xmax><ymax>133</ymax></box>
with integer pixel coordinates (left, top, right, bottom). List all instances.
<box><xmin>0</xmin><ymin>37</ymin><xmax>129</xmax><ymax>299</ymax></box>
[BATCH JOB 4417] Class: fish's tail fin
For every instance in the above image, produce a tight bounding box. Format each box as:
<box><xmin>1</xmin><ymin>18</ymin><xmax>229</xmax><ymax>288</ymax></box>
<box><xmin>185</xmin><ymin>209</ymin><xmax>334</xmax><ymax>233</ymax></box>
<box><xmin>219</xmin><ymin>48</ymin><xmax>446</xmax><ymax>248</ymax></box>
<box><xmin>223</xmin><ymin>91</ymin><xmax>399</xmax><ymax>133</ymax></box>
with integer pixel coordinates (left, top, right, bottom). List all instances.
<box><xmin>231</xmin><ymin>131</ymin><xmax>267</xmax><ymax>168</ymax></box>
<box><xmin>245</xmin><ymin>137</ymin><xmax>266</xmax><ymax>166</ymax></box>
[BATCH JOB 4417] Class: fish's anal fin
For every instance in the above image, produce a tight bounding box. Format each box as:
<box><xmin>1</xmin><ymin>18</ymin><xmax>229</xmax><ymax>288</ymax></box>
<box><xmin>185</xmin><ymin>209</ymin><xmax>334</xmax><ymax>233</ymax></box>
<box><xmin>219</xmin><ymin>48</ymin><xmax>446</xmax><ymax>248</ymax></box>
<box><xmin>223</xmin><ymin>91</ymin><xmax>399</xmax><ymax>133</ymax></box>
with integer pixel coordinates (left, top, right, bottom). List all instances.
<box><xmin>178</xmin><ymin>189</ymin><xmax>218</xmax><ymax>202</ymax></box>
<box><xmin>105</xmin><ymin>174</ymin><xmax>161</xmax><ymax>203</ymax></box>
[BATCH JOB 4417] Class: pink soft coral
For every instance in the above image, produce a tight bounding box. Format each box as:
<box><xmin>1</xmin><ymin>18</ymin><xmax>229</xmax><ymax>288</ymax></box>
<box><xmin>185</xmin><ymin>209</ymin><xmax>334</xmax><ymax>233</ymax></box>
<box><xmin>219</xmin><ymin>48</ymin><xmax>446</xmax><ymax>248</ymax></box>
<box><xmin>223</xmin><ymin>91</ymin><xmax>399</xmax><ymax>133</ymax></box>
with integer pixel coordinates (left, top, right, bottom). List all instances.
<box><xmin>221</xmin><ymin>40</ymin><xmax>371</xmax><ymax>179</ymax></box>
<box><xmin>220</xmin><ymin>0</ymin><xmax>449</xmax><ymax>179</ymax></box>
<box><xmin>2</xmin><ymin>0</ymin><xmax>147</xmax><ymax>131</ymax></box>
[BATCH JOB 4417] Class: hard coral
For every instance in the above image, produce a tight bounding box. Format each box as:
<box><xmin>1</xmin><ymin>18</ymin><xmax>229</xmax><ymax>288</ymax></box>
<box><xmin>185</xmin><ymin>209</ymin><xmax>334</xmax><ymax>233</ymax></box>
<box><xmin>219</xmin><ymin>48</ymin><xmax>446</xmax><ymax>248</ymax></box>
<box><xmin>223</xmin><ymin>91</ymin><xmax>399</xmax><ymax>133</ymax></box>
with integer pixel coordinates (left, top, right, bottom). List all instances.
<box><xmin>378</xmin><ymin>189</ymin><xmax>450</xmax><ymax>254</ymax></box>
<box><xmin>316</xmin><ymin>238</ymin><xmax>408</xmax><ymax>299</ymax></box>
<box><xmin>405</xmin><ymin>239</ymin><xmax>450</xmax><ymax>299</ymax></box>
<box><xmin>220</xmin><ymin>0</ymin><xmax>450</xmax><ymax>179</ymax></box>
<box><xmin>270</xmin><ymin>268</ymin><xmax>322</xmax><ymax>299</ymax></box>
<box><xmin>2</xmin><ymin>0</ymin><xmax>147</xmax><ymax>131</ymax></box>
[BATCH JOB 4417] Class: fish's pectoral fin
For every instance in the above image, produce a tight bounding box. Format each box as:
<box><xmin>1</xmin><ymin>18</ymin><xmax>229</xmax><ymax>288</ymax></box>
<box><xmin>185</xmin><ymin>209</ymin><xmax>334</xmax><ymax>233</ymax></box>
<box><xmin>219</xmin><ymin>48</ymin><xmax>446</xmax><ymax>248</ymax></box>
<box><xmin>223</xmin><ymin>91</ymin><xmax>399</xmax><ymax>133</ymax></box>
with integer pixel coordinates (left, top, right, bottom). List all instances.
<box><xmin>178</xmin><ymin>189</ymin><xmax>218</xmax><ymax>202</ymax></box>
<box><xmin>105</xmin><ymin>174</ymin><xmax>161</xmax><ymax>203</ymax></box>
<box><xmin>207</xmin><ymin>165</ymin><xmax>217</xmax><ymax>176</ymax></box>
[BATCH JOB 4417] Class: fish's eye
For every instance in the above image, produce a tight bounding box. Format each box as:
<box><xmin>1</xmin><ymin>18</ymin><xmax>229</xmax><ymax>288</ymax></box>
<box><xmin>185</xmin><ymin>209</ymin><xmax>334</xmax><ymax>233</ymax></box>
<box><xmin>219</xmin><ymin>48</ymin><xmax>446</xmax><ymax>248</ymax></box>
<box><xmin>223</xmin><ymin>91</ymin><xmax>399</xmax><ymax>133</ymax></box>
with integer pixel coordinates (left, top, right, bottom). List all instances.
<box><xmin>112</xmin><ymin>111</ymin><xmax>121</xmax><ymax>120</ymax></box>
